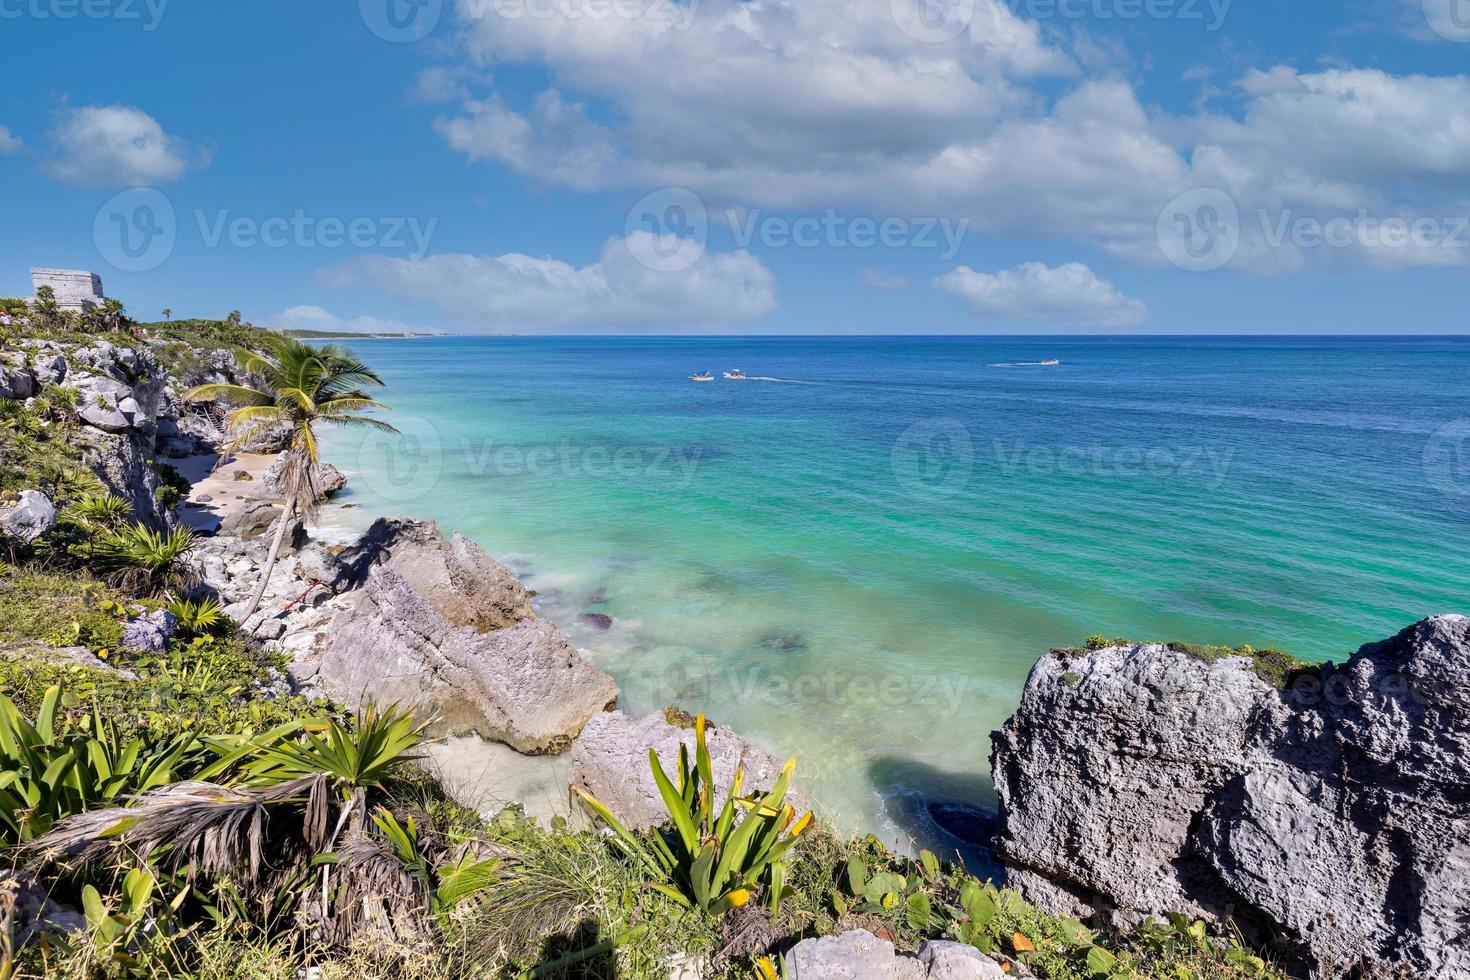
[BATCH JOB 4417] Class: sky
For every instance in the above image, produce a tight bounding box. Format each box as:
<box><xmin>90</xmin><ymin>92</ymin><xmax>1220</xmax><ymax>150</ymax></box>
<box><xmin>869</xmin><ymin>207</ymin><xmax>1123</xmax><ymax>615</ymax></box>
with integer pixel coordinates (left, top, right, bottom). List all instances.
<box><xmin>1</xmin><ymin>0</ymin><xmax>1468</xmax><ymax>335</ymax></box>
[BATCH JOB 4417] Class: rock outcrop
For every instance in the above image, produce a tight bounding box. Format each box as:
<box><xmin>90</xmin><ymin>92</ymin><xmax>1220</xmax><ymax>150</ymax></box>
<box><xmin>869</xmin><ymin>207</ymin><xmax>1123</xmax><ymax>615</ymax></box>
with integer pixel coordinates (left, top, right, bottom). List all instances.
<box><xmin>263</xmin><ymin>456</ymin><xmax>347</xmax><ymax>498</ymax></box>
<box><xmin>569</xmin><ymin>710</ymin><xmax>808</xmax><ymax>830</ymax></box>
<box><xmin>336</xmin><ymin>518</ymin><xmax>534</xmax><ymax>631</ymax></box>
<box><xmin>318</xmin><ymin>566</ymin><xmax>616</xmax><ymax>754</ymax></box>
<box><xmin>991</xmin><ymin>616</ymin><xmax>1470</xmax><ymax>979</ymax></box>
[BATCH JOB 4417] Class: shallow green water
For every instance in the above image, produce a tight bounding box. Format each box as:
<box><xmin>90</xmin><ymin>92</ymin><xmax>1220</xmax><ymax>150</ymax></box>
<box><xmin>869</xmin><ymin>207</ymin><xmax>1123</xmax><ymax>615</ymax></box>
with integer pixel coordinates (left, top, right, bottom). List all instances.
<box><xmin>315</xmin><ymin>335</ymin><xmax>1470</xmax><ymax>861</ymax></box>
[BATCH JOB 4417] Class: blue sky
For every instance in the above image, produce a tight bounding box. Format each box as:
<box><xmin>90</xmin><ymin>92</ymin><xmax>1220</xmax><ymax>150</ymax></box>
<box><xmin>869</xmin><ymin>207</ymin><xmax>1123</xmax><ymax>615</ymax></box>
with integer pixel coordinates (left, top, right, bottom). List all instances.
<box><xmin>2</xmin><ymin>0</ymin><xmax>1468</xmax><ymax>334</ymax></box>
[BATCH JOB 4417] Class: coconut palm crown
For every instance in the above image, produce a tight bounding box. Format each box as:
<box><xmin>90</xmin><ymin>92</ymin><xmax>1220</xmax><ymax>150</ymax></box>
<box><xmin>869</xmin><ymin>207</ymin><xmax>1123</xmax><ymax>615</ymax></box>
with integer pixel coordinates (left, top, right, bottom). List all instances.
<box><xmin>185</xmin><ymin>334</ymin><xmax>396</xmax><ymax>625</ymax></box>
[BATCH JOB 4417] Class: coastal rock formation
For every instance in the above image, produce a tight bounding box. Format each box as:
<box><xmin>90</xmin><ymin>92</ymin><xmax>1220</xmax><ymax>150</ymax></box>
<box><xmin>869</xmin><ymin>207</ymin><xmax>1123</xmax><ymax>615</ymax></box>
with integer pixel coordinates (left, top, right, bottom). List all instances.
<box><xmin>263</xmin><ymin>455</ymin><xmax>347</xmax><ymax>499</ymax></box>
<box><xmin>782</xmin><ymin>931</ymin><xmax>1005</xmax><ymax>979</ymax></box>
<box><xmin>336</xmin><ymin>518</ymin><xmax>534</xmax><ymax>631</ymax></box>
<box><xmin>319</xmin><ymin>566</ymin><xmax>616</xmax><ymax>753</ymax></box>
<box><xmin>990</xmin><ymin>616</ymin><xmax>1470</xmax><ymax>978</ymax></box>
<box><xmin>570</xmin><ymin>711</ymin><xmax>808</xmax><ymax>830</ymax></box>
<box><xmin>0</xmin><ymin>490</ymin><xmax>56</xmax><ymax>543</ymax></box>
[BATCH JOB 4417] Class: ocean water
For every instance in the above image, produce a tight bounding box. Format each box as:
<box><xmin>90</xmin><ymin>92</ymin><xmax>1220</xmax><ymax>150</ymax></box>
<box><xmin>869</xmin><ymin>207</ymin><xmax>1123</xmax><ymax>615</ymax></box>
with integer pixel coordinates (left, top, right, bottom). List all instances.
<box><xmin>315</xmin><ymin>336</ymin><xmax>1470</xmax><ymax>862</ymax></box>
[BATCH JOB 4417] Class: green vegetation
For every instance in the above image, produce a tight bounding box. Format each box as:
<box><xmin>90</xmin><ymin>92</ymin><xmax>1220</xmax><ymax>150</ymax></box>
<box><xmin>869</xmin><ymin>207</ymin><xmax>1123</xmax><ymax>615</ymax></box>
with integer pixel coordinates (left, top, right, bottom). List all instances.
<box><xmin>1066</xmin><ymin>636</ymin><xmax>1313</xmax><ymax>687</ymax></box>
<box><xmin>92</xmin><ymin>524</ymin><xmax>198</xmax><ymax>597</ymax></box>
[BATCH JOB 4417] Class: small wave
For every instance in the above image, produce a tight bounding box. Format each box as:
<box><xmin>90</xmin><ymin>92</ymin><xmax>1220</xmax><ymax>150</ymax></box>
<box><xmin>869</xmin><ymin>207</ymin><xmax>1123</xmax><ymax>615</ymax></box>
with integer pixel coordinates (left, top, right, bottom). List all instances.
<box><xmin>988</xmin><ymin>361</ymin><xmax>1053</xmax><ymax>368</ymax></box>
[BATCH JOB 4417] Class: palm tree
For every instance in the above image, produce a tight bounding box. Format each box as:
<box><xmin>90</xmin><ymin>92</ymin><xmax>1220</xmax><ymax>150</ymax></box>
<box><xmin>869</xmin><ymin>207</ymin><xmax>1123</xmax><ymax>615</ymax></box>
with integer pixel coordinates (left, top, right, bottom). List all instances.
<box><xmin>186</xmin><ymin>335</ymin><xmax>396</xmax><ymax>626</ymax></box>
<box><xmin>161</xmin><ymin>307</ymin><xmax>172</xmax><ymax>320</ymax></box>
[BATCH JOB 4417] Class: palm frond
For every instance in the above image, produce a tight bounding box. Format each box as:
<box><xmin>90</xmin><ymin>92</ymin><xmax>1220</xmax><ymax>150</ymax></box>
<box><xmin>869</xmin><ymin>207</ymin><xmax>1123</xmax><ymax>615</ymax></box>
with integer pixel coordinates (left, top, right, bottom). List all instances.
<box><xmin>185</xmin><ymin>383</ymin><xmax>273</xmax><ymax>407</ymax></box>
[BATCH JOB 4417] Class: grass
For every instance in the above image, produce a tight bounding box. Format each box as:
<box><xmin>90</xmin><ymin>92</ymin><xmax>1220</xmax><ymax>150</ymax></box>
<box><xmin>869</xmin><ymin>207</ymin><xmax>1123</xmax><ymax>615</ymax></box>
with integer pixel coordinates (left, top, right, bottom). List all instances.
<box><xmin>1062</xmin><ymin>635</ymin><xmax>1315</xmax><ymax>688</ymax></box>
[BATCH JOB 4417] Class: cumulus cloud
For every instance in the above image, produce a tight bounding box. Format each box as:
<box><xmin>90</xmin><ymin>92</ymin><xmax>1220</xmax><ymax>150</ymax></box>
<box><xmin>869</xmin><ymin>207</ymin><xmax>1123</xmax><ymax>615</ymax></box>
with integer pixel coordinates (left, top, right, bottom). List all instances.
<box><xmin>935</xmin><ymin>262</ymin><xmax>1148</xmax><ymax>327</ymax></box>
<box><xmin>317</xmin><ymin>233</ymin><xmax>776</xmax><ymax>331</ymax></box>
<box><xmin>0</xmin><ymin>127</ymin><xmax>22</xmax><ymax>155</ymax></box>
<box><xmin>421</xmin><ymin>0</ymin><xmax>1470</xmax><ymax>276</ymax></box>
<box><xmin>260</xmin><ymin>305</ymin><xmax>432</xmax><ymax>335</ymax></box>
<box><xmin>44</xmin><ymin>105</ymin><xmax>205</xmax><ymax>186</ymax></box>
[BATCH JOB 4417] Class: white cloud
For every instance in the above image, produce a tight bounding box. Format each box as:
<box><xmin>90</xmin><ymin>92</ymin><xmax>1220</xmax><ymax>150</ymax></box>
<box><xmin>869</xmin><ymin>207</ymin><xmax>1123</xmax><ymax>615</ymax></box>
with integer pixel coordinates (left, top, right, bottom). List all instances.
<box><xmin>935</xmin><ymin>262</ymin><xmax>1148</xmax><ymax>327</ymax></box>
<box><xmin>44</xmin><ymin>105</ymin><xmax>205</xmax><ymax>187</ymax></box>
<box><xmin>0</xmin><ymin>127</ymin><xmax>22</xmax><ymax>155</ymax></box>
<box><xmin>317</xmin><ymin>233</ymin><xmax>776</xmax><ymax>331</ymax></box>
<box><xmin>260</xmin><ymin>305</ymin><xmax>432</xmax><ymax>335</ymax></box>
<box><xmin>424</xmin><ymin>0</ymin><xmax>1470</xmax><ymax>276</ymax></box>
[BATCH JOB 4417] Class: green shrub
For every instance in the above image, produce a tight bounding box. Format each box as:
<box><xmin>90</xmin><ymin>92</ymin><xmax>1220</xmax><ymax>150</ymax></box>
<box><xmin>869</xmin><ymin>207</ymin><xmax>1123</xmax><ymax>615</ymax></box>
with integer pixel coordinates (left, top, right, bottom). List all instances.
<box><xmin>92</xmin><ymin>523</ymin><xmax>197</xmax><ymax>596</ymax></box>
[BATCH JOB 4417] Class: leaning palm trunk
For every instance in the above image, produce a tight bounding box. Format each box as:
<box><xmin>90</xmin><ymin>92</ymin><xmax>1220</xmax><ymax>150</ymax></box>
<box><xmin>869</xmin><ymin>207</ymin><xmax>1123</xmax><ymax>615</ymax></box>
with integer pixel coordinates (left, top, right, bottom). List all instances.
<box><xmin>237</xmin><ymin>496</ymin><xmax>296</xmax><ymax>628</ymax></box>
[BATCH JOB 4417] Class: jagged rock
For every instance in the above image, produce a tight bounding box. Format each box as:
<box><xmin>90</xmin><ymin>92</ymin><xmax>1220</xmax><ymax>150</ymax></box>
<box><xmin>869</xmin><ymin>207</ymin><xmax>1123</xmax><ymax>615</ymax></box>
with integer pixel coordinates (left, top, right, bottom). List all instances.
<box><xmin>318</xmin><ymin>567</ymin><xmax>617</xmax><ymax>754</ymax></box>
<box><xmin>120</xmin><ymin>609</ymin><xmax>176</xmax><ymax>654</ymax></box>
<box><xmin>0</xmin><ymin>366</ymin><xmax>34</xmax><ymax>400</ymax></box>
<box><xmin>72</xmin><ymin>374</ymin><xmax>147</xmax><ymax>432</ymax></box>
<box><xmin>0</xmin><ymin>490</ymin><xmax>56</xmax><ymax>543</ymax></box>
<box><xmin>991</xmin><ymin>616</ymin><xmax>1470</xmax><ymax>979</ymax></box>
<box><xmin>75</xmin><ymin>428</ymin><xmax>167</xmax><ymax>530</ymax></box>
<box><xmin>218</xmin><ymin>499</ymin><xmax>282</xmax><ymax>541</ymax></box>
<box><xmin>263</xmin><ymin>455</ymin><xmax>348</xmax><ymax>498</ymax></box>
<box><xmin>176</xmin><ymin>412</ymin><xmax>225</xmax><ymax>453</ymax></box>
<box><xmin>336</xmin><ymin>518</ymin><xmax>533</xmax><ymax>631</ymax></box>
<box><xmin>293</xmin><ymin>543</ymin><xmax>351</xmax><ymax>592</ymax></box>
<box><xmin>30</xmin><ymin>352</ymin><xmax>66</xmax><ymax>386</ymax></box>
<box><xmin>917</xmin><ymin>942</ymin><xmax>1006</xmax><ymax>980</ymax></box>
<box><xmin>570</xmin><ymin>711</ymin><xmax>807</xmax><ymax>831</ymax></box>
<box><xmin>234</xmin><ymin>420</ymin><xmax>293</xmax><ymax>453</ymax></box>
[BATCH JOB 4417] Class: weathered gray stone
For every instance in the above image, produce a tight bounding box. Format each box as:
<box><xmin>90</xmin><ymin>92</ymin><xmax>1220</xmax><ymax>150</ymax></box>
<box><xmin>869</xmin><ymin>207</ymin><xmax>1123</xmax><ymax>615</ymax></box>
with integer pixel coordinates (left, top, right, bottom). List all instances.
<box><xmin>120</xmin><ymin>609</ymin><xmax>176</xmax><ymax>654</ymax></box>
<box><xmin>336</xmin><ymin>517</ymin><xmax>533</xmax><ymax>631</ymax></box>
<box><xmin>218</xmin><ymin>499</ymin><xmax>282</xmax><ymax>541</ymax></box>
<box><xmin>263</xmin><ymin>455</ymin><xmax>348</xmax><ymax>499</ymax></box>
<box><xmin>233</xmin><ymin>420</ymin><xmax>292</xmax><ymax>454</ymax></box>
<box><xmin>0</xmin><ymin>366</ymin><xmax>34</xmax><ymax>400</ymax></box>
<box><xmin>0</xmin><ymin>490</ymin><xmax>56</xmax><ymax>543</ymax></box>
<box><xmin>991</xmin><ymin>616</ymin><xmax>1470</xmax><ymax>979</ymax></box>
<box><xmin>318</xmin><ymin>567</ymin><xmax>617</xmax><ymax>754</ymax></box>
<box><xmin>31</xmin><ymin>353</ymin><xmax>66</xmax><ymax>386</ymax></box>
<box><xmin>570</xmin><ymin>710</ymin><xmax>806</xmax><ymax>831</ymax></box>
<box><xmin>75</xmin><ymin>428</ymin><xmax>168</xmax><ymax>530</ymax></box>
<box><xmin>917</xmin><ymin>942</ymin><xmax>1006</xmax><ymax>980</ymax></box>
<box><xmin>784</xmin><ymin>930</ymin><xmax>923</xmax><ymax>980</ymax></box>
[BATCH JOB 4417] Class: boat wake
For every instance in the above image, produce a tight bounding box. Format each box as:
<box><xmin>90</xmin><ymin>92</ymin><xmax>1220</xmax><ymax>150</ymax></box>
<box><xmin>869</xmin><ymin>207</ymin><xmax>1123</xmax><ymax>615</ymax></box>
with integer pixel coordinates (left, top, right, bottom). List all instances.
<box><xmin>988</xmin><ymin>361</ymin><xmax>1058</xmax><ymax>368</ymax></box>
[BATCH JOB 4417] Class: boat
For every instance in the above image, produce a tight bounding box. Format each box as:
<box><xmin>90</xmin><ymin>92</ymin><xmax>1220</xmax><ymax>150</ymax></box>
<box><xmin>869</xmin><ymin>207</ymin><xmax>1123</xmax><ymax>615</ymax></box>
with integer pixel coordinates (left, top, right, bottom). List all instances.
<box><xmin>1040</xmin><ymin>359</ymin><xmax>1060</xmax><ymax>366</ymax></box>
<box><xmin>723</xmin><ymin>369</ymin><xmax>747</xmax><ymax>380</ymax></box>
<box><xmin>689</xmin><ymin>371</ymin><xmax>714</xmax><ymax>382</ymax></box>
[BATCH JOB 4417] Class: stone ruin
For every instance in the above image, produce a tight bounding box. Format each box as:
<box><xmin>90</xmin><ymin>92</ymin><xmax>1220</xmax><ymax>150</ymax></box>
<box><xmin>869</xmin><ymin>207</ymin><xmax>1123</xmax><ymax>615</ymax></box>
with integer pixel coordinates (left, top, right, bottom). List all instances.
<box><xmin>30</xmin><ymin>268</ymin><xmax>106</xmax><ymax>311</ymax></box>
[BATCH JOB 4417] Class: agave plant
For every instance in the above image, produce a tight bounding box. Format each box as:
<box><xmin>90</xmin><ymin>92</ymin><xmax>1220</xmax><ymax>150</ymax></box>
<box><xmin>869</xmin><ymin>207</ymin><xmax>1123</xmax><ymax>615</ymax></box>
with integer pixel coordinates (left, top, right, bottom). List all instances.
<box><xmin>92</xmin><ymin>522</ymin><xmax>197</xmax><ymax>596</ymax></box>
<box><xmin>72</xmin><ymin>493</ymin><xmax>133</xmax><ymax>533</ymax></box>
<box><xmin>575</xmin><ymin>715</ymin><xmax>813</xmax><ymax>916</ymax></box>
<box><xmin>0</xmin><ymin>687</ymin><xmax>204</xmax><ymax>845</ymax></box>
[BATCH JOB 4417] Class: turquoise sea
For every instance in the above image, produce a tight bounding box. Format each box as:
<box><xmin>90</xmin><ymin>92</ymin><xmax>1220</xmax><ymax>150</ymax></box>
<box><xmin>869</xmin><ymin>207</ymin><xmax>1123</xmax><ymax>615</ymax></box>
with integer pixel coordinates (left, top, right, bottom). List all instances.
<box><xmin>316</xmin><ymin>336</ymin><xmax>1470</xmax><ymax>860</ymax></box>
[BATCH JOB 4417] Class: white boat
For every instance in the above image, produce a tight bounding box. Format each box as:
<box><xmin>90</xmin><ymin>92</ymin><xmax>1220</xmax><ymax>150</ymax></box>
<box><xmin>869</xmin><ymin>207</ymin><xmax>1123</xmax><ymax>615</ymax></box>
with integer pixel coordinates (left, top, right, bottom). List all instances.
<box><xmin>1040</xmin><ymin>359</ymin><xmax>1060</xmax><ymax>366</ymax></box>
<box><xmin>723</xmin><ymin>369</ymin><xmax>747</xmax><ymax>380</ymax></box>
<box><xmin>689</xmin><ymin>371</ymin><xmax>714</xmax><ymax>382</ymax></box>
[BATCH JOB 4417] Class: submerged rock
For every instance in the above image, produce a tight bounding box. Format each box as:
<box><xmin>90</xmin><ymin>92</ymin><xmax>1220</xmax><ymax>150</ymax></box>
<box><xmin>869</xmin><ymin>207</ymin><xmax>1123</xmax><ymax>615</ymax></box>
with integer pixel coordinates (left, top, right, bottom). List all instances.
<box><xmin>580</xmin><ymin>612</ymin><xmax>613</xmax><ymax>631</ymax></box>
<box><xmin>990</xmin><ymin>616</ymin><xmax>1470</xmax><ymax>978</ymax></box>
<box><xmin>319</xmin><ymin>567</ymin><xmax>617</xmax><ymax>754</ymax></box>
<box><xmin>569</xmin><ymin>711</ymin><xmax>808</xmax><ymax>830</ymax></box>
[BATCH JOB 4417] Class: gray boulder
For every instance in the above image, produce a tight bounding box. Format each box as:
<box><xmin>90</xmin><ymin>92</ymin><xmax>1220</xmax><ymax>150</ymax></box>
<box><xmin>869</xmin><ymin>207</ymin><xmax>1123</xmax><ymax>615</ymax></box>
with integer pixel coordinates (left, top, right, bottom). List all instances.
<box><xmin>336</xmin><ymin>518</ymin><xmax>533</xmax><ymax>631</ymax></box>
<box><xmin>218</xmin><ymin>500</ymin><xmax>283</xmax><ymax>541</ymax></box>
<box><xmin>0</xmin><ymin>491</ymin><xmax>56</xmax><ymax>543</ymax></box>
<box><xmin>784</xmin><ymin>930</ymin><xmax>924</xmax><ymax>980</ymax></box>
<box><xmin>0</xmin><ymin>366</ymin><xmax>34</xmax><ymax>400</ymax></box>
<box><xmin>31</xmin><ymin>352</ymin><xmax>66</xmax><ymax>386</ymax></box>
<box><xmin>318</xmin><ymin>567</ymin><xmax>617</xmax><ymax>754</ymax></box>
<box><xmin>264</xmin><ymin>455</ymin><xmax>348</xmax><ymax>499</ymax></box>
<box><xmin>991</xmin><ymin>616</ymin><xmax>1470</xmax><ymax>978</ymax></box>
<box><xmin>917</xmin><ymin>942</ymin><xmax>1006</xmax><ymax>980</ymax></box>
<box><xmin>120</xmin><ymin>609</ymin><xmax>176</xmax><ymax>654</ymax></box>
<box><xmin>570</xmin><ymin>710</ymin><xmax>807</xmax><ymax>831</ymax></box>
<box><xmin>234</xmin><ymin>420</ymin><xmax>293</xmax><ymax>454</ymax></box>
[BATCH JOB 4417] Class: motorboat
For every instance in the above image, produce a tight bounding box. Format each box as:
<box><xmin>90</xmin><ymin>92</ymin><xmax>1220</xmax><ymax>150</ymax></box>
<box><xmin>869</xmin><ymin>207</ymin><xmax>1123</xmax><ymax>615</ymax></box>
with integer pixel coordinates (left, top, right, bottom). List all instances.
<box><xmin>723</xmin><ymin>369</ymin><xmax>748</xmax><ymax>380</ymax></box>
<box><xmin>689</xmin><ymin>371</ymin><xmax>714</xmax><ymax>382</ymax></box>
<box><xmin>1040</xmin><ymin>359</ymin><xmax>1060</xmax><ymax>366</ymax></box>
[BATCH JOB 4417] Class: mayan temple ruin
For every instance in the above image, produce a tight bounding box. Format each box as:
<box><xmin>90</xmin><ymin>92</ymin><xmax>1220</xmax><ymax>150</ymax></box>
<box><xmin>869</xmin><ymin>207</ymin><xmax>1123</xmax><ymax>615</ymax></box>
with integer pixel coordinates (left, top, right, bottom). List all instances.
<box><xmin>29</xmin><ymin>268</ymin><xmax>106</xmax><ymax>311</ymax></box>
